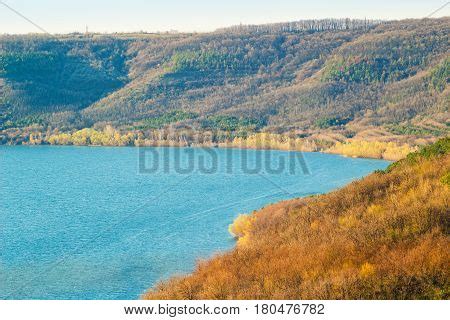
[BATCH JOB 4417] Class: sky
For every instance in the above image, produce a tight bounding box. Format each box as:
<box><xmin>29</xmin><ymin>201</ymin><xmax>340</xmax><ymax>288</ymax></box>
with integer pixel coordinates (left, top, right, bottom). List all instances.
<box><xmin>0</xmin><ymin>0</ymin><xmax>449</xmax><ymax>34</ymax></box>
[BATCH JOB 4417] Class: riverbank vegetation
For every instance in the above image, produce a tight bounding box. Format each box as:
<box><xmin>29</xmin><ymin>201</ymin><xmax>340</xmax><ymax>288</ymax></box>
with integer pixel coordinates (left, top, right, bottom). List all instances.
<box><xmin>143</xmin><ymin>138</ymin><xmax>450</xmax><ymax>299</ymax></box>
<box><xmin>26</xmin><ymin>128</ymin><xmax>416</xmax><ymax>160</ymax></box>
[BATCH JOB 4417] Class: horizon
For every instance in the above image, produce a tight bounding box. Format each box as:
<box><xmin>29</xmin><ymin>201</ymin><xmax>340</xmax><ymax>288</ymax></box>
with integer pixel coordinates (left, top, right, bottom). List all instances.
<box><xmin>0</xmin><ymin>16</ymin><xmax>448</xmax><ymax>36</ymax></box>
<box><xmin>0</xmin><ymin>0</ymin><xmax>449</xmax><ymax>35</ymax></box>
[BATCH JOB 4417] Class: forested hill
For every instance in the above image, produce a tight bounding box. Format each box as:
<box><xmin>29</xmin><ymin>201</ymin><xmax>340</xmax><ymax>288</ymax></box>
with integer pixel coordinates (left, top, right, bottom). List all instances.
<box><xmin>0</xmin><ymin>18</ymin><xmax>449</xmax><ymax>144</ymax></box>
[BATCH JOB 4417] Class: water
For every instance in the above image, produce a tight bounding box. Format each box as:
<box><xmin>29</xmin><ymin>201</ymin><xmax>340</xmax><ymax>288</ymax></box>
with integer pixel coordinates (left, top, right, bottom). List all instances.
<box><xmin>0</xmin><ymin>146</ymin><xmax>389</xmax><ymax>299</ymax></box>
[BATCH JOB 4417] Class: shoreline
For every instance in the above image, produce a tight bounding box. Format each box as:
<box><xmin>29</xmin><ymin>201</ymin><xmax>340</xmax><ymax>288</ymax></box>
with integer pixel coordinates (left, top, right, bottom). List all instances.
<box><xmin>1</xmin><ymin>141</ymin><xmax>396</xmax><ymax>162</ymax></box>
<box><xmin>2</xmin><ymin>126</ymin><xmax>423</xmax><ymax>161</ymax></box>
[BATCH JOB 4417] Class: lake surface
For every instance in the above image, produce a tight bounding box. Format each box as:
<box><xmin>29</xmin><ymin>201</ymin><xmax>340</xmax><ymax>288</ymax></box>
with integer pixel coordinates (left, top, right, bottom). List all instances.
<box><xmin>0</xmin><ymin>146</ymin><xmax>389</xmax><ymax>299</ymax></box>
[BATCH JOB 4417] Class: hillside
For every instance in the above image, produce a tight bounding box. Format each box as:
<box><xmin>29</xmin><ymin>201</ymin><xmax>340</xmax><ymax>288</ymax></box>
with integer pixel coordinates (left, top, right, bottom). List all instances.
<box><xmin>0</xmin><ymin>18</ymin><xmax>449</xmax><ymax>148</ymax></box>
<box><xmin>143</xmin><ymin>138</ymin><xmax>450</xmax><ymax>299</ymax></box>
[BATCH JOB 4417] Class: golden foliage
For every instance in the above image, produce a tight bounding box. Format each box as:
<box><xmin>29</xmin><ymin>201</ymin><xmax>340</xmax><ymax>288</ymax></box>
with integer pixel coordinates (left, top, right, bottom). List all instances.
<box><xmin>228</xmin><ymin>214</ymin><xmax>256</xmax><ymax>247</ymax></box>
<box><xmin>328</xmin><ymin>140</ymin><xmax>415</xmax><ymax>161</ymax></box>
<box><xmin>47</xmin><ymin>126</ymin><xmax>136</xmax><ymax>146</ymax></box>
<box><xmin>144</xmin><ymin>139</ymin><xmax>450</xmax><ymax>300</ymax></box>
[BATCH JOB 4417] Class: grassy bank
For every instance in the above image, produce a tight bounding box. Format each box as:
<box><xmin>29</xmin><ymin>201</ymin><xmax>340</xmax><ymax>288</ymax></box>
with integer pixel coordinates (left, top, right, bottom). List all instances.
<box><xmin>143</xmin><ymin>138</ymin><xmax>450</xmax><ymax>299</ymax></box>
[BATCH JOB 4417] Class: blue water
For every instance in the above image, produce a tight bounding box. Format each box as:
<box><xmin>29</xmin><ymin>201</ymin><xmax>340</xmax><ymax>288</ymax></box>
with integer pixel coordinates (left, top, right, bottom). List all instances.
<box><xmin>0</xmin><ymin>146</ymin><xmax>389</xmax><ymax>299</ymax></box>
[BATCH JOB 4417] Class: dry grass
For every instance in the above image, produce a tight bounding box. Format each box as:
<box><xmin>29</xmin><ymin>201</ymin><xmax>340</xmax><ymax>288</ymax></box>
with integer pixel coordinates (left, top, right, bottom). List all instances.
<box><xmin>143</xmin><ymin>138</ymin><xmax>450</xmax><ymax>300</ymax></box>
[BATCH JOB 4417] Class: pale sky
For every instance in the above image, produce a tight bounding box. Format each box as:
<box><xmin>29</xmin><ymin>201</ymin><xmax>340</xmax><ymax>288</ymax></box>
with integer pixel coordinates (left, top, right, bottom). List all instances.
<box><xmin>0</xmin><ymin>0</ymin><xmax>449</xmax><ymax>34</ymax></box>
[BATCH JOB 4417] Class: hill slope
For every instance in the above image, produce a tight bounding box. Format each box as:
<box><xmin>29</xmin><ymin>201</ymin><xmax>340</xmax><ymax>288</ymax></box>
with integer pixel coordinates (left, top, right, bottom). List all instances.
<box><xmin>1</xmin><ymin>18</ymin><xmax>449</xmax><ymax>145</ymax></box>
<box><xmin>143</xmin><ymin>138</ymin><xmax>450</xmax><ymax>299</ymax></box>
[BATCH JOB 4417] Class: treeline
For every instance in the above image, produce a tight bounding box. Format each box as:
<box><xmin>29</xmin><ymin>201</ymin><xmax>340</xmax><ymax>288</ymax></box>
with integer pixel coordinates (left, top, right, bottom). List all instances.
<box><xmin>217</xmin><ymin>19</ymin><xmax>383</xmax><ymax>34</ymax></box>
